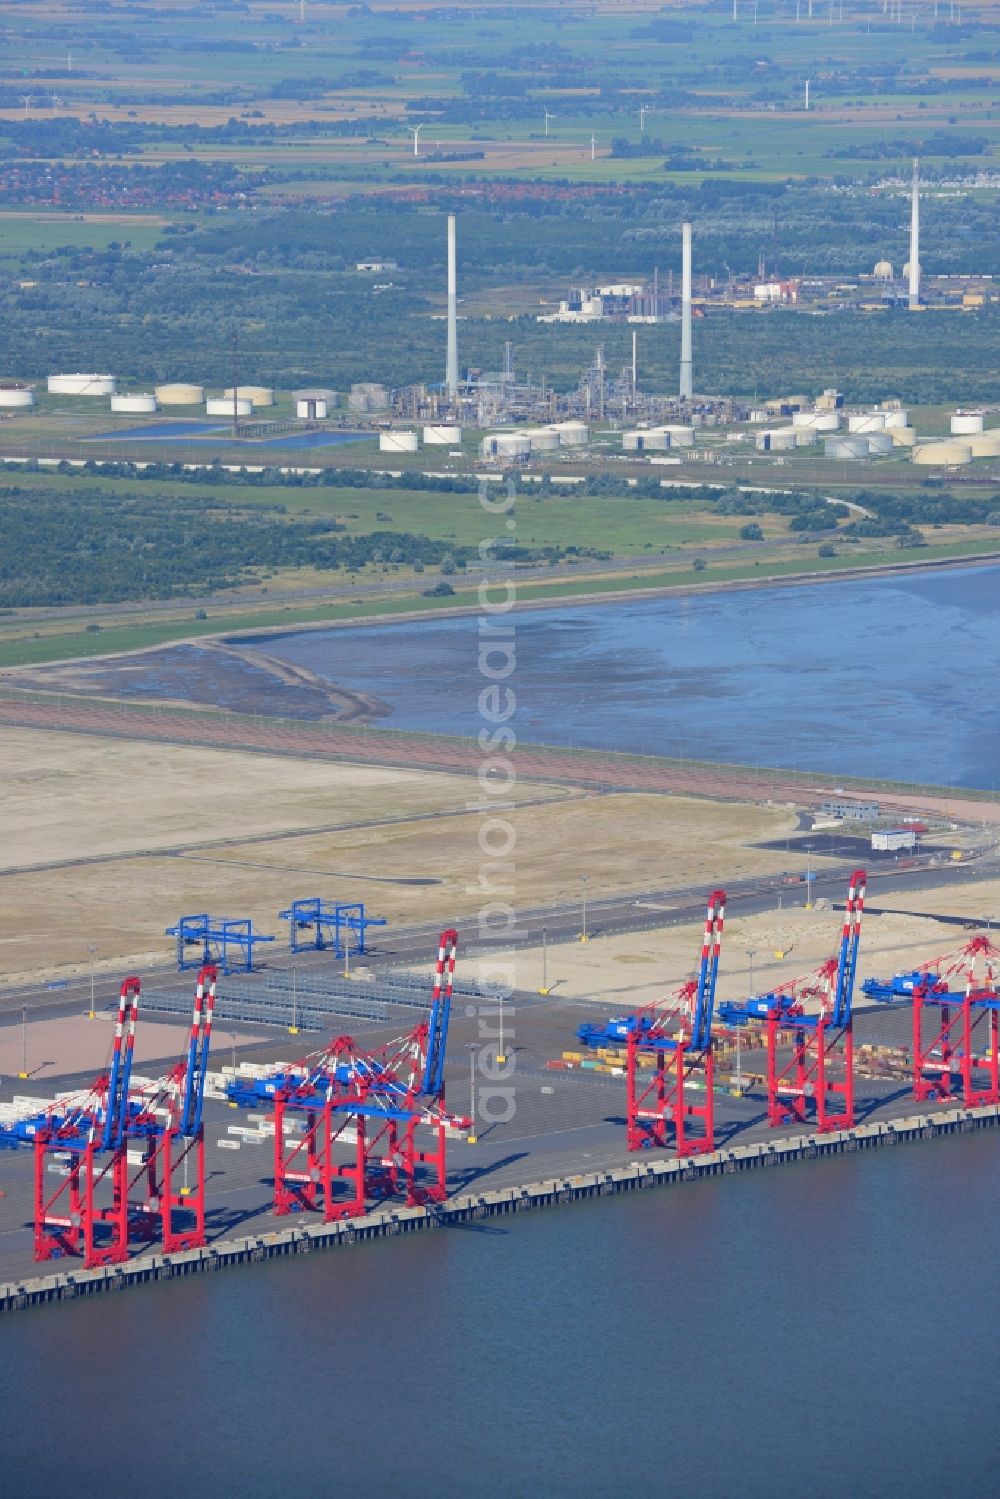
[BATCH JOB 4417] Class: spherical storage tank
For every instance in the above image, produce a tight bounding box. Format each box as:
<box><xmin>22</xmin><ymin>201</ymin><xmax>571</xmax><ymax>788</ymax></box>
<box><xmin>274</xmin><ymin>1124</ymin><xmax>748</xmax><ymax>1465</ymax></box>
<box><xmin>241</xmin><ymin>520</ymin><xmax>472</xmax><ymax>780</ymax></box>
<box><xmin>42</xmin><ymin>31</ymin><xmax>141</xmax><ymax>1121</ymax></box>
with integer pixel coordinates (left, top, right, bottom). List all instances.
<box><xmin>206</xmin><ymin>396</ymin><xmax>252</xmax><ymax>417</ymax></box>
<box><xmin>48</xmin><ymin>373</ymin><xmax>116</xmax><ymax>396</ymax></box>
<box><xmin>825</xmin><ymin>436</ymin><xmax>870</xmax><ymax>460</ymax></box>
<box><xmin>912</xmin><ymin>441</ymin><xmax>972</xmax><ymax>467</ymax></box>
<box><xmin>223</xmin><ymin>385</ymin><xmax>274</xmax><ymax>409</ymax></box>
<box><xmin>951</xmin><ymin>413</ymin><xmax>984</xmax><ymax>436</ymax></box>
<box><xmin>111</xmin><ymin>393</ymin><xmax>157</xmax><ymax>414</ymax></box>
<box><xmin>297</xmin><ymin>398</ymin><xmax>328</xmax><ymax>420</ymax></box>
<box><xmin>422</xmin><ymin>425</ymin><xmax>462</xmax><ymax>446</ymax></box>
<box><xmin>0</xmin><ymin>384</ymin><xmax>34</xmax><ymax>408</ymax></box>
<box><xmin>156</xmin><ymin>383</ymin><xmax>204</xmax><ymax>406</ymax></box>
<box><xmin>379</xmin><ymin>431</ymin><xmax>419</xmax><ymax>453</ymax></box>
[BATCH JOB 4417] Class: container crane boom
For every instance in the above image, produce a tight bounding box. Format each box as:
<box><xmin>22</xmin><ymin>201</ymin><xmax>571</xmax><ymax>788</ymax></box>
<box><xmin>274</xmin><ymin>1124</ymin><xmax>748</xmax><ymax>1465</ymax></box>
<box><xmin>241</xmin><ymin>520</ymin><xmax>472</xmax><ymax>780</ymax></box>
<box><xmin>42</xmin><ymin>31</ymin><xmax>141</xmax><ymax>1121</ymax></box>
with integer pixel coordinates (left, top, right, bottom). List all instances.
<box><xmin>179</xmin><ymin>964</ymin><xmax>217</xmax><ymax>1136</ymax></box>
<box><xmin>830</xmin><ymin>869</ymin><xmax>866</xmax><ymax>1027</ymax></box>
<box><xmin>100</xmin><ymin>976</ymin><xmax>140</xmax><ymax>1152</ymax></box>
<box><xmin>422</xmin><ymin>928</ymin><xmax>458</xmax><ymax>1098</ymax></box>
<box><xmin>690</xmin><ymin>890</ymin><xmax>726</xmax><ymax>1051</ymax></box>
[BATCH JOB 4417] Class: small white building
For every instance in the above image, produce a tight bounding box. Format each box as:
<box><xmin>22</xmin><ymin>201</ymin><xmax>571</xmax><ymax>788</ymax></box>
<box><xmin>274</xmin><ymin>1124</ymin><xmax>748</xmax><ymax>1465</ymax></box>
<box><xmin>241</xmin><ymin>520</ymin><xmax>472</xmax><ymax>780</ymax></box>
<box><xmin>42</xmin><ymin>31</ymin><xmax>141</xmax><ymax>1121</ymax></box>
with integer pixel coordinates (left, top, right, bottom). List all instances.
<box><xmin>872</xmin><ymin>829</ymin><xmax>917</xmax><ymax>853</ymax></box>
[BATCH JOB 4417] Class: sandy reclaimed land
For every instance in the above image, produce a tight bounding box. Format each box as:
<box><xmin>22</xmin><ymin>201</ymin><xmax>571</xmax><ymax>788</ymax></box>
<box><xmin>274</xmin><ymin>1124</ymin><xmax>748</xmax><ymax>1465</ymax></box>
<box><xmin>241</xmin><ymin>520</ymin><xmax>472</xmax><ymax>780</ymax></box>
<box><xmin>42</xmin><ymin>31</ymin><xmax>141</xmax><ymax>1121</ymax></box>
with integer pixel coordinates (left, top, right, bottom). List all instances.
<box><xmin>0</xmin><ymin>727</ymin><xmax>561</xmax><ymax>870</ymax></box>
<box><xmin>0</xmin><ymin>1013</ymin><xmax>258</xmax><ymax>1084</ymax></box>
<box><xmin>0</xmin><ymin>787</ymin><xmax>800</xmax><ymax>984</ymax></box>
<box><xmin>501</xmin><ymin>885</ymin><xmax>1000</xmax><ymax>1018</ymax></box>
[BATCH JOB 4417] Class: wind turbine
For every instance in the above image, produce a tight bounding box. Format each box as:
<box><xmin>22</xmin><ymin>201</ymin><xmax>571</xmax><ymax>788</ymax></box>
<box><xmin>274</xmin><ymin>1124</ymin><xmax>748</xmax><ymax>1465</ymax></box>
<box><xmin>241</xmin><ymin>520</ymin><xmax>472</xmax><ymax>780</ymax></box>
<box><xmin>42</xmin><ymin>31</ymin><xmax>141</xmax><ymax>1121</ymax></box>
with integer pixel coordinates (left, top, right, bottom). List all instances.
<box><xmin>543</xmin><ymin>107</ymin><xmax>554</xmax><ymax>137</ymax></box>
<box><xmin>590</xmin><ymin>133</ymin><xmax>597</xmax><ymax>161</ymax></box>
<box><xmin>409</xmin><ymin>124</ymin><xmax>423</xmax><ymax>157</ymax></box>
<box><xmin>50</xmin><ymin>93</ymin><xmax>60</xmax><ymax>118</ymax></box>
<box><xmin>804</xmin><ymin>79</ymin><xmax>811</xmax><ymax>110</ymax></box>
<box><xmin>66</xmin><ymin>49</ymin><xmax>73</xmax><ymax>71</ymax></box>
<box><xmin>639</xmin><ymin>102</ymin><xmax>652</xmax><ymax>133</ymax></box>
<box><xmin>21</xmin><ymin>95</ymin><xmax>31</xmax><ymax>120</ymax></box>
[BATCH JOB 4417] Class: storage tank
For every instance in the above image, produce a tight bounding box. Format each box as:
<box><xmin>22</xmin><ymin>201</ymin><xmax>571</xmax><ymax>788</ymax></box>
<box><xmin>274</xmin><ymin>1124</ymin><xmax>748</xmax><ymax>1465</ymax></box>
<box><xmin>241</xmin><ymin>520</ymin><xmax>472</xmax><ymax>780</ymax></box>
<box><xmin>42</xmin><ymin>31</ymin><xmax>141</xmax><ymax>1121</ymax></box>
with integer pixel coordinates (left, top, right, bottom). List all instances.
<box><xmin>523</xmin><ymin>428</ymin><xmax>561</xmax><ymax>453</ymax></box>
<box><xmin>623</xmin><ymin>429</ymin><xmax>671</xmax><ymax>452</ymax></box>
<box><xmin>793</xmin><ymin>428</ymin><xmax>817</xmax><ymax>447</ymax></box>
<box><xmin>494</xmin><ymin>433</ymin><xmax>533</xmax><ymax>459</ymax></box>
<box><xmin>379</xmin><ymin>431</ymin><xmax>419</xmax><ymax>453</ymax></box>
<box><xmin>110</xmin><ymin>393</ymin><xmax>157</xmax><ymax>414</ymax></box>
<box><xmin>951</xmin><ymin>412</ymin><xmax>984</xmax><ymax>435</ymax></box>
<box><xmin>223</xmin><ymin>385</ymin><xmax>274</xmax><ymax>409</ymax></box>
<box><xmin>423</xmin><ymin>424</ymin><xmax>462</xmax><ymax>445</ymax></box>
<box><xmin>756</xmin><ymin>427</ymin><xmax>796</xmax><ymax>452</ymax></box>
<box><xmin>967</xmin><ymin>431</ymin><xmax>1000</xmax><ymax>458</ymax></box>
<box><xmin>48</xmin><ymin>373</ymin><xmax>116</xmax><ymax>396</ymax></box>
<box><xmin>882</xmin><ymin>409</ymin><xmax>909</xmax><ymax>429</ymax></box>
<box><xmin>847</xmin><ymin>412</ymin><xmax>886</xmax><ymax>433</ymax></box>
<box><xmin>662</xmin><ymin>424</ymin><xmax>695</xmax><ymax>447</ymax></box>
<box><xmin>811</xmin><ymin>412</ymin><xmax>840</xmax><ymax>432</ymax></box>
<box><xmin>912</xmin><ymin>441</ymin><xmax>973</xmax><ymax>466</ymax></box>
<box><xmin>155</xmin><ymin>383</ymin><xmax>204</xmax><ymax>406</ymax></box>
<box><xmin>825</xmin><ymin>436</ymin><xmax>870</xmax><ymax>460</ymax></box>
<box><xmin>550</xmin><ymin>420</ymin><xmax>589</xmax><ymax>446</ymax></box>
<box><xmin>890</xmin><ymin>426</ymin><xmax>917</xmax><ymax>448</ymax></box>
<box><xmin>297</xmin><ymin>398</ymin><xmax>328</xmax><ymax>420</ymax></box>
<box><xmin>864</xmin><ymin>432</ymin><xmax>894</xmax><ymax>456</ymax></box>
<box><xmin>0</xmin><ymin>384</ymin><xmax>34</xmax><ymax>408</ymax></box>
<box><xmin>792</xmin><ymin>412</ymin><xmax>818</xmax><ymax>429</ymax></box>
<box><xmin>206</xmin><ymin>396</ymin><xmax>252</xmax><ymax>417</ymax></box>
<box><xmin>294</xmin><ymin>387</ymin><xmax>337</xmax><ymax>405</ymax></box>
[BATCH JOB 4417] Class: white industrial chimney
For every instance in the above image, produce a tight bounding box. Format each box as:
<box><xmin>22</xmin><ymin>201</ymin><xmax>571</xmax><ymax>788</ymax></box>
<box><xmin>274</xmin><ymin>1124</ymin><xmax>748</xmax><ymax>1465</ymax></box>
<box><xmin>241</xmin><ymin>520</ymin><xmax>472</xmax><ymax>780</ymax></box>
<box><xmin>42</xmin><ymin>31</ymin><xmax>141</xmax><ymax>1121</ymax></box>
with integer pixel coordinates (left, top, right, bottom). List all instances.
<box><xmin>679</xmin><ymin>221</ymin><xmax>693</xmax><ymax>401</ymax></box>
<box><xmin>446</xmin><ymin>213</ymin><xmax>458</xmax><ymax>399</ymax></box>
<box><xmin>908</xmin><ymin>159</ymin><xmax>920</xmax><ymax>311</ymax></box>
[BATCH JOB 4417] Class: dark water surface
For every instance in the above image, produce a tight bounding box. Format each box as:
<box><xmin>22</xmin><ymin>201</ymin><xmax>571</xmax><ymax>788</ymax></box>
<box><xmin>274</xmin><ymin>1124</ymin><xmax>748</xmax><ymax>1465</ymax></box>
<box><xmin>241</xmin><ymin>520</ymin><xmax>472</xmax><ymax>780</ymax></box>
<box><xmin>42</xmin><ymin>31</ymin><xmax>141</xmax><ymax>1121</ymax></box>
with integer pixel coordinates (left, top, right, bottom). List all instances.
<box><xmin>2</xmin><ymin>1134</ymin><xmax>998</xmax><ymax>1497</ymax></box>
<box><xmin>250</xmin><ymin>563</ymin><xmax>1000</xmax><ymax>788</ymax></box>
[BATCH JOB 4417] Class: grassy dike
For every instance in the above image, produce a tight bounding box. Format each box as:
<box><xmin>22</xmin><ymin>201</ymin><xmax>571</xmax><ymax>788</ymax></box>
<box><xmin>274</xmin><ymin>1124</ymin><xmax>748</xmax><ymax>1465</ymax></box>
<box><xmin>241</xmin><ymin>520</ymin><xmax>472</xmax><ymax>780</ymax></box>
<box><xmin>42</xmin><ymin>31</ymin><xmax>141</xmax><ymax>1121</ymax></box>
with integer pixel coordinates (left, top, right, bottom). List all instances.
<box><xmin>1</xmin><ymin>539</ymin><xmax>998</xmax><ymax>670</ymax></box>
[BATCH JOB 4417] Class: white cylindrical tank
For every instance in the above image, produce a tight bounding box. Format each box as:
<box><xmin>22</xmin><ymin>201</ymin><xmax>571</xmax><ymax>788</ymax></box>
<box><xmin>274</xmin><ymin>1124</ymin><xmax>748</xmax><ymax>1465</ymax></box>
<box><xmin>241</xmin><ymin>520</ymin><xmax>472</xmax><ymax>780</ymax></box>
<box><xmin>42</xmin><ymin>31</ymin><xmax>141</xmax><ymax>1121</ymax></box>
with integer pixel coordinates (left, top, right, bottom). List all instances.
<box><xmin>297</xmin><ymin>398</ymin><xmax>328</xmax><ymax>420</ymax></box>
<box><xmin>494</xmin><ymin>433</ymin><xmax>533</xmax><ymax>459</ymax></box>
<box><xmin>891</xmin><ymin>426</ymin><xmax>917</xmax><ymax>448</ymax></box>
<box><xmin>48</xmin><ymin>373</ymin><xmax>116</xmax><ymax>396</ymax></box>
<box><xmin>110</xmin><ymin>393</ymin><xmax>157</xmax><ymax>414</ymax></box>
<box><xmin>967</xmin><ymin>431</ymin><xmax>1000</xmax><ymax>458</ymax></box>
<box><xmin>848</xmin><ymin>412</ymin><xmax>887</xmax><ymax>433</ymax></box>
<box><xmin>865</xmin><ymin>432</ymin><xmax>894</xmax><ymax>455</ymax></box>
<box><xmin>155</xmin><ymin>383</ymin><xmax>205</xmax><ymax>405</ymax></box>
<box><xmin>523</xmin><ymin>428</ymin><xmax>561</xmax><ymax>452</ymax></box>
<box><xmin>882</xmin><ymin>409</ymin><xmax>909</xmax><ymax>429</ymax></box>
<box><xmin>0</xmin><ymin>384</ymin><xmax>34</xmax><ymax>408</ymax></box>
<box><xmin>379</xmin><ymin>431</ymin><xmax>419</xmax><ymax>453</ymax></box>
<box><xmin>912</xmin><ymin>441</ymin><xmax>973</xmax><ymax>466</ymax></box>
<box><xmin>756</xmin><ymin>428</ymin><xmax>796</xmax><ymax>452</ymax></box>
<box><xmin>811</xmin><ymin>412</ymin><xmax>840</xmax><ymax>432</ymax></box>
<box><xmin>792</xmin><ymin>412</ymin><xmax>817</xmax><ymax>429</ymax></box>
<box><xmin>207</xmin><ymin>397</ymin><xmax>252</xmax><ymax>417</ymax></box>
<box><xmin>825</xmin><ymin>436</ymin><xmax>870</xmax><ymax>460</ymax></box>
<box><xmin>662</xmin><ymin>424</ymin><xmax>695</xmax><ymax>447</ymax></box>
<box><xmin>223</xmin><ymin>385</ymin><xmax>274</xmax><ymax>408</ymax></box>
<box><xmin>422</xmin><ymin>424</ymin><xmax>462</xmax><ymax>445</ymax></box>
<box><xmin>550</xmin><ymin>421</ymin><xmax>589</xmax><ymax>446</ymax></box>
<box><xmin>623</xmin><ymin>429</ymin><xmax>671</xmax><ymax>452</ymax></box>
<box><xmin>951</xmin><ymin>413</ymin><xmax>984</xmax><ymax>435</ymax></box>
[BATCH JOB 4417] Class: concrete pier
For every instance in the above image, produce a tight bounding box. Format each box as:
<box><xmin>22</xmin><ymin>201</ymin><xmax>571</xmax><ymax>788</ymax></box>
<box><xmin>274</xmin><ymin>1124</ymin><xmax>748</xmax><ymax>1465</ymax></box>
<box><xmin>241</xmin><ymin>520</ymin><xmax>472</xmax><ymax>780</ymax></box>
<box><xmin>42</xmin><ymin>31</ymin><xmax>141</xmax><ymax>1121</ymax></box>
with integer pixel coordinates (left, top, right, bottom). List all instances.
<box><xmin>3</xmin><ymin>1101</ymin><xmax>997</xmax><ymax>1316</ymax></box>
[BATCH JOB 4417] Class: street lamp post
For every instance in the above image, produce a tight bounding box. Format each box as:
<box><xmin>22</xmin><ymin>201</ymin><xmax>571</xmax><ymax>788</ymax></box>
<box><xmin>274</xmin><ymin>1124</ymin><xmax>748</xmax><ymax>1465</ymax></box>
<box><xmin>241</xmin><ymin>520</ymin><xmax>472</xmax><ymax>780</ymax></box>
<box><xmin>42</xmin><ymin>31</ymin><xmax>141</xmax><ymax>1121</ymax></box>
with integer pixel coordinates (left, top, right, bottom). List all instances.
<box><xmin>540</xmin><ymin>925</ymin><xmax>549</xmax><ymax>994</ymax></box>
<box><xmin>88</xmin><ymin>944</ymin><xmax>97</xmax><ymax>1020</ymax></box>
<box><xmin>19</xmin><ymin>1006</ymin><xmax>28</xmax><ymax>1078</ymax></box>
<box><xmin>581</xmin><ymin>876</ymin><xmax>589</xmax><ymax>944</ymax></box>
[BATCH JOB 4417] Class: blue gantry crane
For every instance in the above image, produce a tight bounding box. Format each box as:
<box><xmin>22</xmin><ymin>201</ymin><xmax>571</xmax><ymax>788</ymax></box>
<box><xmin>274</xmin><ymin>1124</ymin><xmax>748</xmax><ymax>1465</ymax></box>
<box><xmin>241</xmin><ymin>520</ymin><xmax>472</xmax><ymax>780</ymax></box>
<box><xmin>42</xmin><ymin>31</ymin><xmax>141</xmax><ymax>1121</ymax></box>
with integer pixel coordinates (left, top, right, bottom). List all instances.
<box><xmin>278</xmin><ymin>898</ymin><xmax>386</xmax><ymax>957</ymax></box>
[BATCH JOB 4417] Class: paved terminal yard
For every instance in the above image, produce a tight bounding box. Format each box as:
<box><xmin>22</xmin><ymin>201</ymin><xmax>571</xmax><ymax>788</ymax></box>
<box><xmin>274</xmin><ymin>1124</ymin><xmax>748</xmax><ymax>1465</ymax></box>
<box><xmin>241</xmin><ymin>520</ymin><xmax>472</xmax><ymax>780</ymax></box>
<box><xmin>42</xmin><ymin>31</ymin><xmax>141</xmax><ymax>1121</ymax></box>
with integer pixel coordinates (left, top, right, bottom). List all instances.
<box><xmin>0</xmin><ymin>980</ymin><xmax>940</xmax><ymax>1292</ymax></box>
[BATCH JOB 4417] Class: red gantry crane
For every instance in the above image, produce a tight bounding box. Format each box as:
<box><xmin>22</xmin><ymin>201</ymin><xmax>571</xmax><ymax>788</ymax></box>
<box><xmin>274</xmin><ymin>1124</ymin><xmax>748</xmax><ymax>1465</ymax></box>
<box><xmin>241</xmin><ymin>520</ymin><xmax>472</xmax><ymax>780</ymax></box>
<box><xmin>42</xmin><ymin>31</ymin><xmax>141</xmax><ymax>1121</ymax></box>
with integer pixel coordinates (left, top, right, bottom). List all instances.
<box><xmin>233</xmin><ymin>929</ymin><xmax>470</xmax><ymax>1222</ymax></box>
<box><xmin>624</xmin><ymin>889</ymin><xmax>726</xmax><ymax>1157</ymax></box>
